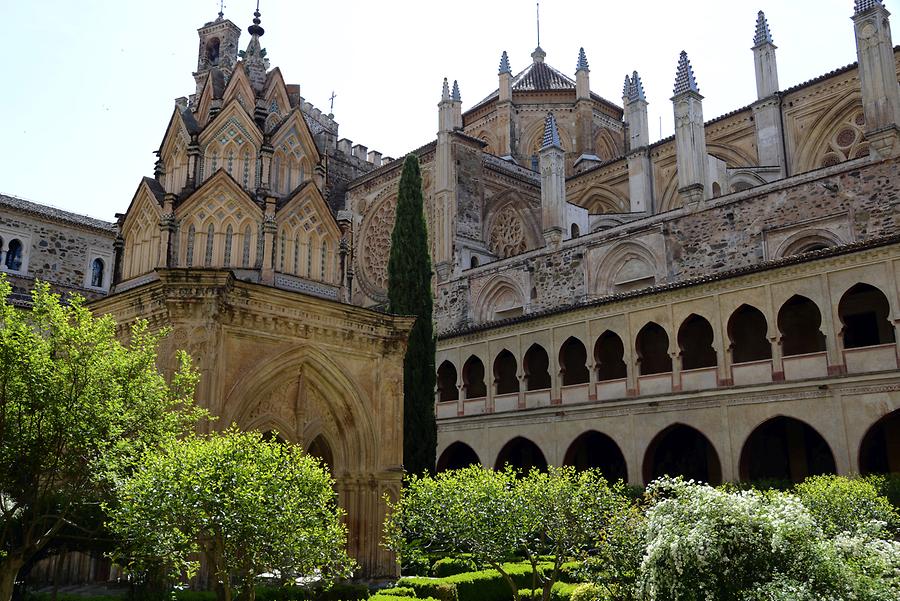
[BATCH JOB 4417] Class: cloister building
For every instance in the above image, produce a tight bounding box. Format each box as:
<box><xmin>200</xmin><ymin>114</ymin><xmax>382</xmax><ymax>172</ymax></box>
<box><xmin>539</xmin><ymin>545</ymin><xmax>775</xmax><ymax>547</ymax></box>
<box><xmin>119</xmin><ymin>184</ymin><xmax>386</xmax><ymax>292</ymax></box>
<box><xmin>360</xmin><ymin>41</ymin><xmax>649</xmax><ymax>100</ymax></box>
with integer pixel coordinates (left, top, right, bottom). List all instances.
<box><xmin>7</xmin><ymin>0</ymin><xmax>900</xmax><ymax>584</ymax></box>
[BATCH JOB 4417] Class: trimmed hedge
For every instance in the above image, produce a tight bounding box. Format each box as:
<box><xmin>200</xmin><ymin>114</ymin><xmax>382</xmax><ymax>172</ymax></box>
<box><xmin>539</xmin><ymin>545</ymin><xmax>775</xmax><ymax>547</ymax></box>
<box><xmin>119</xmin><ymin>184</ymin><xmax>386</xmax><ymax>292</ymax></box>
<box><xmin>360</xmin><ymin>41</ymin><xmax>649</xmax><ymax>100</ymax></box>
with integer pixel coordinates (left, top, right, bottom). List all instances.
<box><xmin>431</xmin><ymin>557</ymin><xmax>477</xmax><ymax>577</ymax></box>
<box><xmin>394</xmin><ymin>579</ymin><xmax>458</xmax><ymax>601</ymax></box>
<box><xmin>375</xmin><ymin>587</ymin><xmax>417</xmax><ymax>597</ymax></box>
<box><xmin>370</xmin><ymin>596</ymin><xmax>439</xmax><ymax>601</ymax></box>
<box><xmin>518</xmin><ymin>582</ymin><xmax>581</xmax><ymax>601</ymax></box>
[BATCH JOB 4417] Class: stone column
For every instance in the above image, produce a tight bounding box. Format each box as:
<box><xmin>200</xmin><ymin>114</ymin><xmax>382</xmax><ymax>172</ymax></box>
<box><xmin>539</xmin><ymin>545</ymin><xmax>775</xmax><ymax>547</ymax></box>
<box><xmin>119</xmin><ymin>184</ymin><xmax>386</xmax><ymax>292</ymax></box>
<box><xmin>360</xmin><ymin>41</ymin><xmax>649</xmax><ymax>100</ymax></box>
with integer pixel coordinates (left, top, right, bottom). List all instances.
<box><xmin>261</xmin><ymin>197</ymin><xmax>277</xmax><ymax>285</ymax></box>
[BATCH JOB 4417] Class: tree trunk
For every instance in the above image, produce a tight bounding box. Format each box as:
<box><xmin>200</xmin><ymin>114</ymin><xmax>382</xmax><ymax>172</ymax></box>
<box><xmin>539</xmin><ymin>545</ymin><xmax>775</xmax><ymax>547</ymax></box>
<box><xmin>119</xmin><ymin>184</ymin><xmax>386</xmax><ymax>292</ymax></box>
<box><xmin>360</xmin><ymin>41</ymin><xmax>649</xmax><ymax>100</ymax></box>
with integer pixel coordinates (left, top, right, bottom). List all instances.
<box><xmin>0</xmin><ymin>557</ymin><xmax>25</xmax><ymax>601</ymax></box>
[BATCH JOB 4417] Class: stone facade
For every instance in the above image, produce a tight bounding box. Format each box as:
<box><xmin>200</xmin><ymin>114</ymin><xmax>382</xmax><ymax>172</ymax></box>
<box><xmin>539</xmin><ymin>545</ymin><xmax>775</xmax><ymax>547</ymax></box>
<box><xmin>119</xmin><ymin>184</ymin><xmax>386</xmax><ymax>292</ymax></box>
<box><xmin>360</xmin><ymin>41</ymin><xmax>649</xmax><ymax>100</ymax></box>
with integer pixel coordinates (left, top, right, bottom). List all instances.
<box><xmin>0</xmin><ymin>194</ymin><xmax>115</xmax><ymax>305</ymax></box>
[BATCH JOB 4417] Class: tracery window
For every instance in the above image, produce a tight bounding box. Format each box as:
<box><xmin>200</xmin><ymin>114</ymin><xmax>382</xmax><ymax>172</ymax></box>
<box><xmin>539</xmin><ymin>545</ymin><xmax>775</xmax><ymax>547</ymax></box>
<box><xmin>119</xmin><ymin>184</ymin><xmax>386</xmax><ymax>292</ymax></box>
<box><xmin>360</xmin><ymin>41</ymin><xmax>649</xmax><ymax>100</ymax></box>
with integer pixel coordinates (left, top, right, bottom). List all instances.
<box><xmin>820</xmin><ymin>110</ymin><xmax>869</xmax><ymax>168</ymax></box>
<box><xmin>489</xmin><ymin>206</ymin><xmax>528</xmax><ymax>259</ymax></box>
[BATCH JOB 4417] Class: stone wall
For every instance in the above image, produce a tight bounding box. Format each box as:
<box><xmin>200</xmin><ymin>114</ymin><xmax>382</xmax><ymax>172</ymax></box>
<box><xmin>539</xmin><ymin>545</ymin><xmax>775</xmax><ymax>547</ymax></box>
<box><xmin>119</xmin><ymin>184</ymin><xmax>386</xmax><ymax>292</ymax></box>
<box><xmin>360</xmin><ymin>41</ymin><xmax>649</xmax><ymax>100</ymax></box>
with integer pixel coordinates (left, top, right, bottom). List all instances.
<box><xmin>438</xmin><ymin>155</ymin><xmax>900</xmax><ymax>334</ymax></box>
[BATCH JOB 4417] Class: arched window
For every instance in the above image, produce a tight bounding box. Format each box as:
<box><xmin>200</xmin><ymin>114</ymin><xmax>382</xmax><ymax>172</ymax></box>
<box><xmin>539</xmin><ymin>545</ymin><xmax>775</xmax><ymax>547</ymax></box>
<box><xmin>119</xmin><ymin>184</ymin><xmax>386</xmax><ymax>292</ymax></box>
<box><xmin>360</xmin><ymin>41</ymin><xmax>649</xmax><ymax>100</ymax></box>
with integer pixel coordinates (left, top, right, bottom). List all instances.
<box><xmin>242</xmin><ymin>224</ymin><xmax>252</xmax><ymax>267</ymax></box>
<box><xmin>321</xmin><ymin>241</ymin><xmax>328</xmax><ymax>279</ymax></box>
<box><xmin>636</xmin><ymin>322</ymin><xmax>672</xmax><ymax>375</ymax></box>
<box><xmin>778</xmin><ymin>295</ymin><xmax>826</xmax><ymax>356</ymax></box>
<box><xmin>5</xmin><ymin>239</ymin><xmax>23</xmax><ymax>271</ymax></box>
<box><xmin>462</xmin><ymin>356</ymin><xmax>487</xmax><ymax>399</ymax></box>
<box><xmin>279</xmin><ymin>234</ymin><xmax>286</xmax><ymax>271</ymax></box>
<box><xmin>559</xmin><ymin>337</ymin><xmax>589</xmax><ymax>385</ymax></box>
<box><xmin>205</xmin><ymin>37</ymin><xmax>220</xmax><ymax>66</ymax></box>
<box><xmin>728</xmin><ymin>304</ymin><xmax>772</xmax><ymax>363</ymax></box>
<box><xmin>224</xmin><ymin>225</ymin><xmax>234</xmax><ymax>267</ymax></box>
<box><xmin>306</xmin><ymin>239</ymin><xmax>314</xmax><ymax>277</ymax></box>
<box><xmin>838</xmin><ymin>283</ymin><xmax>895</xmax><ymax>348</ymax></box>
<box><xmin>204</xmin><ymin>223</ymin><xmax>215</xmax><ymax>267</ymax></box>
<box><xmin>470</xmin><ymin>256</ymin><xmax>480</xmax><ymax>269</ymax></box>
<box><xmin>493</xmin><ymin>350</ymin><xmax>519</xmax><ymax>395</ymax></box>
<box><xmin>595</xmin><ymin>330</ymin><xmax>627</xmax><ymax>381</ymax></box>
<box><xmin>90</xmin><ymin>258</ymin><xmax>105</xmax><ymax>288</ymax></box>
<box><xmin>307</xmin><ymin>435</ymin><xmax>334</xmax><ymax>472</ymax></box>
<box><xmin>523</xmin><ymin>344</ymin><xmax>551</xmax><ymax>391</ymax></box>
<box><xmin>678</xmin><ymin>314</ymin><xmax>717</xmax><ymax>370</ymax></box>
<box><xmin>185</xmin><ymin>225</ymin><xmax>196</xmax><ymax>267</ymax></box>
<box><xmin>436</xmin><ymin>361</ymin><xmax>459</xmax><ymax>402</ymax></box>
<box><xmin>570</xmin><ymin>223</ymin><xmax>580</xmax><ymax>239</ymax></box>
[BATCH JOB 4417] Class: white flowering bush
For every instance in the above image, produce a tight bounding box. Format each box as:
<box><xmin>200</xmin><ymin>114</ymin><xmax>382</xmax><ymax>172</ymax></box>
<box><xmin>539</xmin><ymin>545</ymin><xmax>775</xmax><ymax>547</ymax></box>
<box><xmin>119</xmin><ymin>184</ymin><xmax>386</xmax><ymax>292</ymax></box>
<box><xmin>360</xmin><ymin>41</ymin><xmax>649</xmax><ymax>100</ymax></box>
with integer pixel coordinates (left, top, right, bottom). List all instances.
<box><xmin>636</xmin><ymin>477</ymin><xmax>900</xmax><ymax>601</ymax></box>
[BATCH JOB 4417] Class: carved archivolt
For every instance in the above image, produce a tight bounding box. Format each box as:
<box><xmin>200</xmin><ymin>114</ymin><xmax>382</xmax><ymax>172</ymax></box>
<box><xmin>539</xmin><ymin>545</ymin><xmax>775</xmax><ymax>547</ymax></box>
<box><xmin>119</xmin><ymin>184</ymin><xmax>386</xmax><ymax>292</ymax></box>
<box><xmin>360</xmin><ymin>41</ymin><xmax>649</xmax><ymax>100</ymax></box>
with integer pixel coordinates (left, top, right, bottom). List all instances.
<box><xmin>473</xmin><ymin>276</ymin><xmax>527</xmax><ymax>323</ymax></box>
<box><xmin>489</xmin><ymin>205</ymin><xmax>527</xmax><ymax>259</ymax></box>
<box><xmin>594</xmin><ymin>241</ymin><xmax>662</xmax><ymax>295</ymax></box>
<box><xmin>358</xmin><ymin>195</ymin><xmax>396</xmax><ymax>300</ymax></box>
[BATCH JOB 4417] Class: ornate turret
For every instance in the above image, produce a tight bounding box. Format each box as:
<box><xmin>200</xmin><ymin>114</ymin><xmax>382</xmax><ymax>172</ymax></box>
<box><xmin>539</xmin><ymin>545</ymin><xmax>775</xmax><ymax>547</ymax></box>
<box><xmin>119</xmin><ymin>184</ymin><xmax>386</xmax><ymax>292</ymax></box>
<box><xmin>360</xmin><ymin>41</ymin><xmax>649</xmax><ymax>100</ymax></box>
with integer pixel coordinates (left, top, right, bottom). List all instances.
<box><xmin>540</xmin><ymin>113</ymin><xmax>566</xmax><ymax>245</ymax></box>
<box><xmin>193</xmin><ymin>12</ymin><xmax>241</xmax><ymax>103</ymax></box>
<box><xmin>751</xmin><ymin>11</ymin><xmax>786</xmax><ymax>174</ymax></box>
<box><xmin>624</xmin><ymin>71</ymin><xmax>652</xmax><ymax>212</ymax></box>
<box><xmin>240</xmin><ymin>3</ymin><xmax>269</xmax><ymax>94</ymax></box>
<box><xmin>672</xmin><ymin>51</ymin><xmax>708</xmax><ymax>203</ymax></box>
<box><xmin>451</xmin><ymin>80</ymin><xmax>463</xmax><ymax>130</ymax></box>
<box><xmin>853</xmin><ymin>0</ymin><xmax>900</xmax><ymax>158</ymax></box>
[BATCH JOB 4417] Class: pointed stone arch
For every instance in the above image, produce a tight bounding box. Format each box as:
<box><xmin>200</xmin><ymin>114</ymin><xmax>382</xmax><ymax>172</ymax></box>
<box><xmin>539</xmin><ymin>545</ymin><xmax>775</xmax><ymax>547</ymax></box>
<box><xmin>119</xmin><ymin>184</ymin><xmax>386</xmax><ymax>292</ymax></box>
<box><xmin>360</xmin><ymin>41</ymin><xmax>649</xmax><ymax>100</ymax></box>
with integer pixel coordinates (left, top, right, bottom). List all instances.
<box><xmin>224</xmin><ymin>345</ymin><xmax>379</xmax><ymax>475</ymax></box>
<box><xmin>120</xmin><ymin>182</ymin><xmax>164</xmax><ymax>281</ymax></box>
<box><xmin>483</xmin><ymin>192</ymin><xmax>541</xmax><ymax>259</ymax></box>
<box><xmin>473</xmin><ymin>275</ymin><xmax>527</xmax><ymax>322</ymax></box>
<box><xmin>594</xmin><ymin>241</ymin><xmax>661</xmax><ymax>295</ymax></box>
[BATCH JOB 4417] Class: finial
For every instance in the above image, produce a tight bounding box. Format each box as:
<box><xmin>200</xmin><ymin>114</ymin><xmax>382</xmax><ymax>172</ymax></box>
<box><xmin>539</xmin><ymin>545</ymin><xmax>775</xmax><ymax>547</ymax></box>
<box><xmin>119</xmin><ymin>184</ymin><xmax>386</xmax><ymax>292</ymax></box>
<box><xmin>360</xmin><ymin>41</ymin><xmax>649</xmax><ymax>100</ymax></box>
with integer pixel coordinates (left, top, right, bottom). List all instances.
<box><xmin>499</xmin><ymin>51</ymin><xmax>512</xmax><ymax>75</ymax></box>
<box><xmin>248</xmin><ymin>0</ymin><xmax>264</xmax><ymax>37</ymax></box>
<box><xmin>673</xmin><ymin>51</ymin><xmax>700</xmax><ymax>96</ymax></box>
<box><xmin>441</xmin><ymin>77</ymin><xmax>450</xmax><ymax>102</ymax></box>
<box><xmin>623</xmin><ymin>74</ymin><xmax>632</xmax><ymax>98</ymax></box>
<box><xmin>753</xmin><ymin>11</ymin><xmax>773</xmax><ymax>46</ymax></box>
<box><xmin>628</xmin><ymin>71</ymin><xmax>646</xmax><ymax>102</ymax></box>
<box><xmin>536</xmin><ymin>1</ymin><xmax>541</xmax><ymax>49</ymax></box>
<box><xmin>541</xmin><ymin>112</ymin><xmax>561</xmax><ymax>150</ymax></box>
<box><xmin>576</xmin><ymin>47</ymin><xmax>589</xmax><ymax>72</ymax></box>
<box><xmin>218</xmin><ymin>0</ymin><xmax>225</xmax><ymax>19</ymax></box>
<box><xmin>855</xmin><ymin>0</ymin><xmax>884</xmax><ymax>15</ymax></box>
<box><xmin>451</xmin><ymin>80</ymin><xmax>461</xmax><ymax>102</ymax></box>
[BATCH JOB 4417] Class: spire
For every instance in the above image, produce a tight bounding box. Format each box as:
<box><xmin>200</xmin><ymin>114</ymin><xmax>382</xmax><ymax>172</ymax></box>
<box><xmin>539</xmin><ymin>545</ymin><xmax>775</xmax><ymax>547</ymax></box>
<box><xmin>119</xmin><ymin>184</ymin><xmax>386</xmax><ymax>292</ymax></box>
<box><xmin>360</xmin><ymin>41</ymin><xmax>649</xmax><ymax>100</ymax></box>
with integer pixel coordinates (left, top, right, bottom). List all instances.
<box><xmin>248</xmin><ymin>0</ymin><xmax>264</xmax><ymax>37</ymax></box>
<box><xmin>623</xmin><ymin>74</ymin><xmax>632</xmax><ymax>98</ymax></box>
<box><xmin>576</xmin><ymin>47</ymin><xmax>589</xmax><ymax>72</ymax></box>
<box><xmin>499</xmin><ymin>51</ymin><xmax>511</xmax><ymax>75</ymax></box>
<box><xmin>855</xmin><ymin>0</ymin><xmax>884</xmax><ymax>15</ymax></box>
<box><xmin>541</xmin><ymin>112</ymin><xmax>561</xmax><ymax>149</ymax></box>
<box><xmin>441</xmin><ymin>78</ymin><xmax>450</xmax><ymax>102</ymax></box>
<box><xmin>628</xmin><ymin>71</ymin><xmax>646</xmax><ymax>102</ymax></box>
<box><xmin>753</xmin><ymin>11</ymin><xmax>773</xmax><ymax>46</ymax></box>
<box><xmin>451</xmin><ymin>80</ymin><xmax>461</xmax><ymax>102</ymax></box>
<box><xmin>673</xmin><ymin>51</ymin><xmax>700</xmax><ymax>96</ymax></box>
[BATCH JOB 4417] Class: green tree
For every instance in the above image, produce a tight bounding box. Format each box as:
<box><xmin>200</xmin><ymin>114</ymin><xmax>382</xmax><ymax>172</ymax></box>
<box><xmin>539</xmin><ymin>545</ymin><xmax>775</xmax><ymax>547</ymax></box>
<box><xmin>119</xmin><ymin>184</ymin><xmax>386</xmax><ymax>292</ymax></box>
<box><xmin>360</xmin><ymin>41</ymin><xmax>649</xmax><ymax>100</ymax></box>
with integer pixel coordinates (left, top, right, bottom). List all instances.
<box><xmin>387</xmin><ymin>154</ymin><xmax>436</xmax><ymax>475</ymax></box>
<box><xmin>0</xmin><ymin>278</ymin><xmax>200</xmax><ymax>601</ymax></box>
<box><xmin>384</xmin><ymin>465</ymin><xmax>628</xmax><ymax>601</ymax></box>
<box><xmin>108</xmin><ymin>428</ymin><xmax>354</xmax><ymax>601</ymax></box>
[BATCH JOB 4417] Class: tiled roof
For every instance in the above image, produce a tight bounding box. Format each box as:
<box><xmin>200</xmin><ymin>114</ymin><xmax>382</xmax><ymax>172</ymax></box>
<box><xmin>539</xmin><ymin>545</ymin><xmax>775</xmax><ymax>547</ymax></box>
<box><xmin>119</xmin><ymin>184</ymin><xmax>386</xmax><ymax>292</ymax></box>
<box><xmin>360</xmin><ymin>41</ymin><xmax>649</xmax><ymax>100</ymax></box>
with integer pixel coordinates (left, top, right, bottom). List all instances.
<box><xmin>856</xmin><ymin>0</ymin><xmax>883</xmax><ymax>15</ymax></box>
<box><xmin>0</xmin><ymin>193</ymin><xmax>116</xmax><ymax>234</ymax></box>
<box><xmin>512</xmin><ymin>60</ymin><xmax>576</xmax><ymax>92</ymax></box>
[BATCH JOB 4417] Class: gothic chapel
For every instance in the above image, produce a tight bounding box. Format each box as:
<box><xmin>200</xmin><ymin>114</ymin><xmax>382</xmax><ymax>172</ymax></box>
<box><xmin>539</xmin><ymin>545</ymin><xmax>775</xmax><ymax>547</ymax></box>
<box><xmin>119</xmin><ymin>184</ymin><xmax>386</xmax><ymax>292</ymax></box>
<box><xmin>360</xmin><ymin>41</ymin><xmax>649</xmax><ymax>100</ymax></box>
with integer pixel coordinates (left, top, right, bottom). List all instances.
<box><xmin>94</xmin><ymin>7</ymin><xmax>412</xmax><ymax>579</ymax></box>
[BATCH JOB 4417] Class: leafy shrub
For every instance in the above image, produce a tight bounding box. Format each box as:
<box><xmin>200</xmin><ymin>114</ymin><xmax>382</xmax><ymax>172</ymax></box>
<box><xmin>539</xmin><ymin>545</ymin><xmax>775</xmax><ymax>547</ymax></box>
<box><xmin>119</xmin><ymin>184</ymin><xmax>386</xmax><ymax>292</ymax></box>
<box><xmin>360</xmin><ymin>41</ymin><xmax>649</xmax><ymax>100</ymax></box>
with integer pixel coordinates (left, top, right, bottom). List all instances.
<box><xmin>556</xmin><ymin>562</ymin><xmax>582</xmax><ymax>584</ymax></box>
<box><xmin>25</xmin><ymin>595</ymin><xmax>125</xmax><ymax>601</ymax></box>
<box><xmin>371</xmin><ymin>596</ymin><xmax>438</xmax><ymax>601</ymax></box>
<box><xmin>795</xmin><ymin>474</ymin><xmax>899</xmax><ymax>537</ymax></box>
<box><xmin>517</xmin><ymin>582</ymin><xmax>581</xmax><ymax>601</ymax></box>
<box><xmin>568</xmin><ymin>584</ymin><xmax>604</xmax><ymax>601</ymax></box>
<box><xmin>431</xmin><ymin>557</ymin><xmax>477</xmax><ymax>577</ymax></box>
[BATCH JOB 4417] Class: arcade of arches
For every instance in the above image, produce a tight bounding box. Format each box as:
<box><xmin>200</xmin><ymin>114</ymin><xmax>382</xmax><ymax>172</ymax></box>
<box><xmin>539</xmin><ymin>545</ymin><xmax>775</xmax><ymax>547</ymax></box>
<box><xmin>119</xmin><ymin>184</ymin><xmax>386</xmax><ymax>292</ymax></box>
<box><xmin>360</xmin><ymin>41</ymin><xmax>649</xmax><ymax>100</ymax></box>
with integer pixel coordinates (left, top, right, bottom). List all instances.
<box><xmin>93</xmin><ymin>270</ymin><xmax>413</xmax><ymax>578</ymax></box>
<box><xmin>436</xmin><ymin>252</ymin><xmax>900</xmax><ymax>485</ymax></box>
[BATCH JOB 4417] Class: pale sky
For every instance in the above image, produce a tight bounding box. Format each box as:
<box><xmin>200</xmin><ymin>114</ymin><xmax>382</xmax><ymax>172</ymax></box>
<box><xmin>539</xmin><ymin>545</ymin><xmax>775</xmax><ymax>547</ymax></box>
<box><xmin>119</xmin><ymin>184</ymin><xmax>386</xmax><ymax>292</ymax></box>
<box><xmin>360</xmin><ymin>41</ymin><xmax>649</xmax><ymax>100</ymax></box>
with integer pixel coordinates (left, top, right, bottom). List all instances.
<box><xmin>0</xmin><ymin>0</ymin><xmax>866</xmax><ymax>220</ymax></box>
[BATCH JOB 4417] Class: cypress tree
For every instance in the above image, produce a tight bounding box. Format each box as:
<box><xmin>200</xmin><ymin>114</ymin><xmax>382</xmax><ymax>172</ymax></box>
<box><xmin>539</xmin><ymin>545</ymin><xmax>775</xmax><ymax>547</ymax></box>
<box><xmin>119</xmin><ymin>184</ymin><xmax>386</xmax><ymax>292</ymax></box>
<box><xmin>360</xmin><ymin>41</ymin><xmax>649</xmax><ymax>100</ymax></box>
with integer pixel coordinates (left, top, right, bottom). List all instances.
<box><xmin>387</xmin><ymin>154</ymin><xmax>436</xmax><ymax>475</ymax></box>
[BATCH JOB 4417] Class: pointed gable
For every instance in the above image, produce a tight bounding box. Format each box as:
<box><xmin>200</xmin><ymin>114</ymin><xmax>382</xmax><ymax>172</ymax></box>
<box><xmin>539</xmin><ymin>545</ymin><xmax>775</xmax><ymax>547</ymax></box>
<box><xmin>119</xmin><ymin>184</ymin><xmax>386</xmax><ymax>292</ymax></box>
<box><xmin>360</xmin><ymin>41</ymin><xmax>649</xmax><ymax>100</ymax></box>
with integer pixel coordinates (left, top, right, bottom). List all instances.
<box><xmin>275</xmin><ymin>182</ymin><xmax>341</xmax><ymax>283</ymax></box>
<box><xmin>270</xmin><ymin>107</ymin><xmax>321</xmax><ymax>164</ymax></box>
<box><xmin>177</xmin><ymin>168</ymin><xmax>262</xmax><ymax>223</ymax></box>
<box><xmin>198</xmin><ymin>99</ymin><xmax>264</xmax><ymax>188</ymax></box>
<box><xmin>263</xmin><ymin>67</ymin><xmax>292</xmax><ymax>117</ymax></box>
<box><xmin>195</xmin><ymin>69</ymin><xmax>225</xmax><ymax>127</ymax></box>
<box><xmin>222</xmin><ymin>63</ymin><xmax>257</xmax><ymax>115</ymax></box>
<box><xmin>120</xmin><ymin>178</ymin><xmax>165</xmax><ymax>281</ymax></box>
